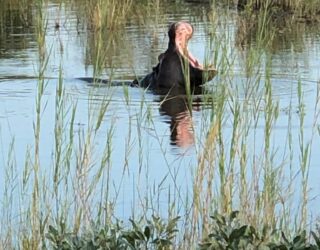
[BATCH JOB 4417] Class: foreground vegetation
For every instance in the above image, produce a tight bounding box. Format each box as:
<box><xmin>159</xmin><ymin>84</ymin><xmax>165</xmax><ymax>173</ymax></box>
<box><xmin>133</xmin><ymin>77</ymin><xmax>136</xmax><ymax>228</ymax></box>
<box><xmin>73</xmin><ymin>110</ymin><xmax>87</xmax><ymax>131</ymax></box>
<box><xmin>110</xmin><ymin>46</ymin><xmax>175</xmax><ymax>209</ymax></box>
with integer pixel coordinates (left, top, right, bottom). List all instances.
<box><xmin>1</xmin><ymin>0</ymin><xmax>320</xmax><ymax>249</ymax></box>
<box><xmin>46</xmin><ymin>212</ymin><xmax>320</xmax><ymax>249</ymax></box>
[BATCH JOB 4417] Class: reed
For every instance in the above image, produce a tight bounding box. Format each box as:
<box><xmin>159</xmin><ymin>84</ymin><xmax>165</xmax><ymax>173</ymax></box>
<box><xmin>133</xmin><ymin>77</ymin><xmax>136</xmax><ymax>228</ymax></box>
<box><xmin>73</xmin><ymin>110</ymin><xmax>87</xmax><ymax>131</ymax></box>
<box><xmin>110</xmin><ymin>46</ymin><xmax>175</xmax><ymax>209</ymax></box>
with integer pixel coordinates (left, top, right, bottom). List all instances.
<box><xmin>187</xmin><ymin>6</ymin><xmax>318</xmax><ymax>245</ymax></box>
<box><xmin>71</xmin><ymin>0</ymin><xmax>133</xmax><ymax>31</ymax></box>
<box><xmin>27</xmin><ymin>0</ymin><xmax>50</xmax><ymax>248</ymax></box>
<box><xmin>236</xmin><ymin>0</ymin><xmax>320</xmax><ymax>21</ymax></box>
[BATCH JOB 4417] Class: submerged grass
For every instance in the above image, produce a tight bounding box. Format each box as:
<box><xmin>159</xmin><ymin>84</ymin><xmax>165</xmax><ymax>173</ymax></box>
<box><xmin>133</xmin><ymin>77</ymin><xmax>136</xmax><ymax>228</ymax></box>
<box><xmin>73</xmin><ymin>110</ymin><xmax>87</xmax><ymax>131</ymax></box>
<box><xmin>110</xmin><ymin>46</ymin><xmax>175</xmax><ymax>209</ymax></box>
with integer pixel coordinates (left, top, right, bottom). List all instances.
<box><xmin>0</xmin><ymin>0</ymin><xmax>320</xmax><ymax>249</ymax></box>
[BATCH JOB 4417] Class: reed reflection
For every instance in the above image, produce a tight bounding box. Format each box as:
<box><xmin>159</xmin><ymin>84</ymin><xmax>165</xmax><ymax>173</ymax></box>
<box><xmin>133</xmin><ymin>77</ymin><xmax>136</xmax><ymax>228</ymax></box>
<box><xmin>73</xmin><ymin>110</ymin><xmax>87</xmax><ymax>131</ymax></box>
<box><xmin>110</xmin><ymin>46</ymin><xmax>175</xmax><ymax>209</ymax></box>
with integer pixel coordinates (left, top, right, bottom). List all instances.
<box><xmin>0</xmin><ymin>2</ymin><xmax>34</xmax><ymax>59</ymax></box>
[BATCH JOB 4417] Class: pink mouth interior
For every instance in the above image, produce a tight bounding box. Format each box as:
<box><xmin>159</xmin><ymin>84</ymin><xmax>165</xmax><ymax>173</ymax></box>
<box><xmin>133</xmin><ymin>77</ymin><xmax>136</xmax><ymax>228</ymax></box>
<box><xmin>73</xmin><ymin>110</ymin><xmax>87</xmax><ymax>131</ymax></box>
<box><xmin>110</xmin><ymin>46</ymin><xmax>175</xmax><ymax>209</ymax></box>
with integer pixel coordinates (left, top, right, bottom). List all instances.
<box><xmin>176</xmin><ymin>45</ymin><xmax>202</xmax><ymax>69</ymax></box>
<box><xmin>187</xmin><ymin>52</ymin><xmax>202</xmax><ymax>68</ymax></box>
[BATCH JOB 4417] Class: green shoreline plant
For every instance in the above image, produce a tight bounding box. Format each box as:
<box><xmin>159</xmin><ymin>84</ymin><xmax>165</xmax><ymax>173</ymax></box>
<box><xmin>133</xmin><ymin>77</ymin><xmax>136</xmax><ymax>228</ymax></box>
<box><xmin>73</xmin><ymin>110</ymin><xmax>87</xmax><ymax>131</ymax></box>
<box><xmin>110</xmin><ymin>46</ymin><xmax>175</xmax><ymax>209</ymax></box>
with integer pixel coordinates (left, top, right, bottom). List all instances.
<box><xmin>44</xmin><ymin>211</ymin><xmax>320</xmax><ymax>249</ymax></box>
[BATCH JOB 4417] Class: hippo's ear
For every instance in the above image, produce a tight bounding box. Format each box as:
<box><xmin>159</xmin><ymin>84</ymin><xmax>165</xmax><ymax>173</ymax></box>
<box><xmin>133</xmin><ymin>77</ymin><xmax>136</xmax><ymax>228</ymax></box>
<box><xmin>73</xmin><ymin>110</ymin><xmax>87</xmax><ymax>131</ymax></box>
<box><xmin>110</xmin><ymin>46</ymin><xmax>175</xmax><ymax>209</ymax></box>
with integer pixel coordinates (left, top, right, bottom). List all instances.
<box><xmin>158</xmin><ymin>52</ymin><xmax>165</xmax><ymax>62</ymax></box>
<box><xmin>168</xmin><ymin>22</ymin><xmax>176</xmax><ymax>40</ymax></box>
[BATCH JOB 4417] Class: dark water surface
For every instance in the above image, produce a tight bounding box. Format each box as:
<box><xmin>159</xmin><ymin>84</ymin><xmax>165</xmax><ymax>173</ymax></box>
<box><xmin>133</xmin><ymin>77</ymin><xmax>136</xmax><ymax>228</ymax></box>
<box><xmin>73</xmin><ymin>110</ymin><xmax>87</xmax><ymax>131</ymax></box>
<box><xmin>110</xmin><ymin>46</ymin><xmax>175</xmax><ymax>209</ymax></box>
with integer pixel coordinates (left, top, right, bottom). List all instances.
<box><xmin>1</xmin><ymin>1</ymin><xmax>320</xmax><ymax>224</ymax></box>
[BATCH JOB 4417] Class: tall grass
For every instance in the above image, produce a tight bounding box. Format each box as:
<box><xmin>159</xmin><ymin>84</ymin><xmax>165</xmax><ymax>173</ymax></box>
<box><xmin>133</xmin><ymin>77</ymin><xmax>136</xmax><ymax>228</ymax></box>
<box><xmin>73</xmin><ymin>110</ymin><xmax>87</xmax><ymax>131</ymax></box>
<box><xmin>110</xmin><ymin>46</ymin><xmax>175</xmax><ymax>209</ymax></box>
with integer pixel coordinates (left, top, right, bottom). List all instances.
<box><xmin>28</xmin><ymin>0</ymin><xmax>50</xmax><ymax>248</ymax></box>
<box><xmin>188</xmin><ymin>5</ymin><xmax>318</xmax><ymax>243</ymax></box>
<box><xmin>236</xmin><ymin>0</ymin><xmax>320</xmax><ymax>21</ymax></box>
<box><xmin>72</xmin><ymin>0</ymin><xmax>167</xmax><ymax>32</ymax></box>
<box><xmin>0</xmin><ymin>0</ymin><xmax>33</xmax><ymax>24</ymax></box>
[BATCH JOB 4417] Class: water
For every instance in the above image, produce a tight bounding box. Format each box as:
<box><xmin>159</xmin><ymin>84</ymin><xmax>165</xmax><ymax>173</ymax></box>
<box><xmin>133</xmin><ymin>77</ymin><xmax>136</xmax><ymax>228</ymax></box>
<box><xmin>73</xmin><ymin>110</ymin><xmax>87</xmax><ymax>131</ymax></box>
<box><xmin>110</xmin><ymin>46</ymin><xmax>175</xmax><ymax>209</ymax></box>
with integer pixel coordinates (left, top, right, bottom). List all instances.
<box><xmin>1</xmin><ymin>0</ymin><xmax>320</xmax><ymax>229</ymax></box>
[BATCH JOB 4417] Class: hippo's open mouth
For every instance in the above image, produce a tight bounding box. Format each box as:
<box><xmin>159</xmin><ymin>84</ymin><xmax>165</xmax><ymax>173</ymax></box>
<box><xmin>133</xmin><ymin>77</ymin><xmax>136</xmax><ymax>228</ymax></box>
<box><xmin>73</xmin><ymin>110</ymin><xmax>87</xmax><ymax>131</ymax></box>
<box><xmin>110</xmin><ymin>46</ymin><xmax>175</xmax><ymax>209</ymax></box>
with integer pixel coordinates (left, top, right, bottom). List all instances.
<box><xmin>170</xmin><ymin>21</ymin><xmax>217</xmax><ymax>73</ymax></box>
<box><xmin>183</xmin><ymin>47</ymin><xmax>217</xmax><ymax>75</ymax></box>
<box><xmin>182</xmin><ymin>47</ymin><xmax>218</xmax><ymax>81</ymax></box>
<box><xmin>186</xmin><ymin>51</ymin><xmax>203</xmax><ymax>69</ymax></box>
<box><xmin>176</xmin><ymin>45</ymin><xmax>203</xmax><ymax>69</ymax></box>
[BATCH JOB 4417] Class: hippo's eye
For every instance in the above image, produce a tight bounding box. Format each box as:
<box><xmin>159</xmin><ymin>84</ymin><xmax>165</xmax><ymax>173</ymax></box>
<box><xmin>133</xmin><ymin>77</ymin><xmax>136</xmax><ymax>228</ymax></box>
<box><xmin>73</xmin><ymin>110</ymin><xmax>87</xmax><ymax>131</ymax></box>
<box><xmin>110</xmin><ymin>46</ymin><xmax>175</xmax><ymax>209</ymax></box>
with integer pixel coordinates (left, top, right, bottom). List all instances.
<box><xmin>177</xmin><ymin>31</ymin><xmax>184</xmax><ymax>37</ymax></box>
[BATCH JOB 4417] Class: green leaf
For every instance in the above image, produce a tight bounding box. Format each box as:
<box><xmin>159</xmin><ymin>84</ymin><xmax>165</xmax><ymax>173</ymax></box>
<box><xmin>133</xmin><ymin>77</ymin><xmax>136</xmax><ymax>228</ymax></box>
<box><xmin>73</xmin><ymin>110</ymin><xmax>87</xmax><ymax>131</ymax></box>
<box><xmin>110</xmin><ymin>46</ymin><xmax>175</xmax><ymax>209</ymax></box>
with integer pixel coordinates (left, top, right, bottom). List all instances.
<box><xmin>281</xmin><ymin>231</ymin><xmax>290</xmax><ymax>245</ymax></box>
<box><xmin>220</xmin><ymin>231</ymin><xmax>229</xmax><ymax>242</ymax></box>
<box><xmin>311</xmin><ymin>231</ymin><xmax>320</xmax><ymax>247</ymax></box>
<box><xmin>157</xmin><ymin>238</ymin><xmax>172</xmax><ymax>246</ymax></box>
<box><xmin>144</xmin><ymin>226</ymin><xmax>151</xmax><ymax>240</ymax></box>
<box><xmin>229</xmin><ymin>211</ymin><xmax>239</xmax><ymax>221</ymax></box>
<box><xmin>229</xmin><ymin>226</ymin><xmax>248</xmax><ymax>243</ymax></box>
<box><xmin>129</xmin><ymin>219</ymin><xmax>140</xmax><ymax>231</ymax></box>
<box><xmin>272</xmin><ymin>244</ymin><xmax>288</xmax><ymax>250</ymax></box>
<box><xmin>166</xmin><ymin>216</ymin><xmax>180</xmax><ymax>235</ymax></box>
<box><xmin>134</xmin><ymin>230</ymin><xmax>145</xmax><ymax>241</ymax></box>
<box><xmin>293</xmin><ymin>235</ymin><xmax>303</xmax><ymax>245</ymax></box>
<box><xmin>48</xmin><ymin>225</ymin><xmax>59</xmax><ymax>237</ymax></box>
<box><xmin>198</xmin><ymin>242</ymin><xmax>213</xmax><ymax>249</ymax></box>
<box><xmin>212</xmin><ymin>213</ymin><xmax>226</xmax><ymax>226</ymax></box>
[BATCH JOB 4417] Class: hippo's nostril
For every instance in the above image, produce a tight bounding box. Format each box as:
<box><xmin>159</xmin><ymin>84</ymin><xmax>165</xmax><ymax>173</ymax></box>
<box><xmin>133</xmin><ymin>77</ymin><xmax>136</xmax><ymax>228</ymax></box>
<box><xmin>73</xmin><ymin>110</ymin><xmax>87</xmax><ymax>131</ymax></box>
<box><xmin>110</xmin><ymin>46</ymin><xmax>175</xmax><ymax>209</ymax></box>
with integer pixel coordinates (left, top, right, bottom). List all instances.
<box><xmin>130</xmin><ymin>79</ymin><xmax>140</xmax><ymax>87</ymax></box>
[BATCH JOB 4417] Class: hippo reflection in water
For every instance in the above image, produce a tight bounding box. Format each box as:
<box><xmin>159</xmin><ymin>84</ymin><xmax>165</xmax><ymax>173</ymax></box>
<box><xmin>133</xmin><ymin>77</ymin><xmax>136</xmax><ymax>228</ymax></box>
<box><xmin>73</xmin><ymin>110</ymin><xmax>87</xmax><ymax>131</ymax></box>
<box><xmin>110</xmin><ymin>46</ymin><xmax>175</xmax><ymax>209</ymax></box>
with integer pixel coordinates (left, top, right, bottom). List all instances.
<box><xmin>133</xmin><ymin>21</ymin><xmax>217</xmax><ymax>90</ymax></box>
<box><xmin>157</xmin><ymin>88</ymin><xmax>203</xmax><ymax>148</ymax></box>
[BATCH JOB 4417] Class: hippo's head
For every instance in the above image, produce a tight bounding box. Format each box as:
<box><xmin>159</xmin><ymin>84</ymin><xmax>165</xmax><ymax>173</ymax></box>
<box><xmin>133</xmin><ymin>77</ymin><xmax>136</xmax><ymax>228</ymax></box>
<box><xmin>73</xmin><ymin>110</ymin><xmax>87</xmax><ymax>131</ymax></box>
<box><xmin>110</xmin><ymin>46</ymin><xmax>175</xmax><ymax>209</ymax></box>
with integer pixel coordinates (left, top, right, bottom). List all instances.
<box><xmin>167</xmin><ymin>21</ymin><xmax>207</xmax><ymax>70</ymax></box>
<box><xmin>167</xmin><ymin>21</ymin><xmax>194</xmax><ymax>50</ymax></box>
<box><xmin>133</xmin><ymin>21</ymin><xmax>217</xmax><ymax>89</ymax></box>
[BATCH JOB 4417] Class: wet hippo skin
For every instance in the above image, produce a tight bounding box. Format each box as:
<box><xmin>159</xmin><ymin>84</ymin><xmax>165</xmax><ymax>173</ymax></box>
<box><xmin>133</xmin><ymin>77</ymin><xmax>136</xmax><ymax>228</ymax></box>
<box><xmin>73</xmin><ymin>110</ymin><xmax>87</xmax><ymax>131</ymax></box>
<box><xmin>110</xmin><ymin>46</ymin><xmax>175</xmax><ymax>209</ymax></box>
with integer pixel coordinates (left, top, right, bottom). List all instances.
<box><xmin>134</xmin><ymin>21</ymin><xmax>217</xmax><ymax>90</ymax></box>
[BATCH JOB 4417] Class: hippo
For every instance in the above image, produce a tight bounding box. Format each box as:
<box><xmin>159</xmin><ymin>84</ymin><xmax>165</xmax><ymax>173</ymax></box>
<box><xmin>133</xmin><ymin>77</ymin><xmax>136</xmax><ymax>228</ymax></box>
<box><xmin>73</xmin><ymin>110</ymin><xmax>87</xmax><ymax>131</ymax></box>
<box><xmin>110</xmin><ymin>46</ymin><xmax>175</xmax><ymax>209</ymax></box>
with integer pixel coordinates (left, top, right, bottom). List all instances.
<box><xmin>133</xmin><ymin>21</ymin><xmax>217</xmax><ymax>90</ymax></box>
